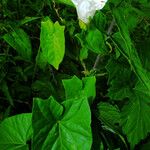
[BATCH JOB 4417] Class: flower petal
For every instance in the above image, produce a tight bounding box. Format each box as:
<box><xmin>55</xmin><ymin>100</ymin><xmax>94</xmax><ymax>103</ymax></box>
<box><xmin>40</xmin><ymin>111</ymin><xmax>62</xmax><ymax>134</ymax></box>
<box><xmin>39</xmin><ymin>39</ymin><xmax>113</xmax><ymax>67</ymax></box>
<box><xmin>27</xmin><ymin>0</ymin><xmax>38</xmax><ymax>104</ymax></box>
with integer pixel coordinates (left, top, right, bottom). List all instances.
<box><xmin>71</xmin><ymin>0</ymin><xmax>108</xmax><ymax>23</ymax></box>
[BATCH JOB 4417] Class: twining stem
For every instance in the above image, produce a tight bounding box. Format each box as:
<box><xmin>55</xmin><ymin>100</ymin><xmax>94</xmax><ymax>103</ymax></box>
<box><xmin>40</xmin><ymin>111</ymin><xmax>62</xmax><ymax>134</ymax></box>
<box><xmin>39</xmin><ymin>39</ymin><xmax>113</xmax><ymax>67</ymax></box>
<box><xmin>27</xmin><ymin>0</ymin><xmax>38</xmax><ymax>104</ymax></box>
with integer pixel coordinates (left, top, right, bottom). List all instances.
<box><xmin>107</xmin><ymin>18</ymin><xmax>116</xmax><ymax>35</ymax></box>
<box><xmin>92</xmin><ymin>18</ymin><xmax>115</xmax><ymax>70</ymax></box>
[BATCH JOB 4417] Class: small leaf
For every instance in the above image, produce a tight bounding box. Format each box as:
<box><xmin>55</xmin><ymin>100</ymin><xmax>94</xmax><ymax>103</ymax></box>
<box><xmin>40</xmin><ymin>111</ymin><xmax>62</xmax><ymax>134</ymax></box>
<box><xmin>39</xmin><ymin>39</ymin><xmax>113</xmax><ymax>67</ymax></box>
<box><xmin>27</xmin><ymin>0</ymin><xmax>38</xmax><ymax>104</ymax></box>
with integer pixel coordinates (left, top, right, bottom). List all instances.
<box><xmin>3</xmin><ymin>29</ymin><xmax>32</xmax><ymax>61</ymax></box>
<box><xmin>62</xmin><ymin>76</ymin><xmax>96</xmax><ymax>104</ymax></box>
<box><xmin>62</xmin><ymin>76</ymin><xmax>83</xmax><ymax>99</ymax></box>
<box><xmin>79</xmin><ymin>47</ymin><xmax>88</xmax><ymax>61</ymax></box>
<box><xmin>82</xmin><ymin>76</ymin><xmax>96</xmax><ymax>104</ymax></box>
<box><xmin>55</xmin><ymin>0</ymin><xmax>74</xmax><ymax>6</ymax></box>
<box><xmin>19</xmin><ymin>16</ymin><xmax>40</xmax><ymax>26</ymax></box>
<box><xmin>86</xmin><ymin>28</ymin><xmax>105</xmax><ymax>54</ymax></box>
<box><xmin>1</xmin><ymin>80</ymin><xmax>14</xmax><ymax>106</ymax></box>
<box><xmin>93</xmin><ymin>11</ymin><xmax>106</xmax><ymax>32</ymax></box>
<box><xmin>37</xmin><ymin>17</ymin><xmax>65</xmax><ymax>70</ymax></box>
<box><xmin>97</xmin><ymin>102</ymin><xmax>120</xmax><ymax>128</ymax></box>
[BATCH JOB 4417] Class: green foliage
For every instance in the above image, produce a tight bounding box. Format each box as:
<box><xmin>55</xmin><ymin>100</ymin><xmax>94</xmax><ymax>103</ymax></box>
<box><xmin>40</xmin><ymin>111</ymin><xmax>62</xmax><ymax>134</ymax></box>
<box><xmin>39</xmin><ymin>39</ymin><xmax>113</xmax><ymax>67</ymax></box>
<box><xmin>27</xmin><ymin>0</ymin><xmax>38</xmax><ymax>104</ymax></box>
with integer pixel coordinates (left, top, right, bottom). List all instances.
<box><xmin>3</xmin><ymin>29</ymin><xmax>32</xmax><ymax>61</ymax></box>
<box><xmin>86</xmin><ymin>28</ymin><xmax>105</xmax><ymax>54</ymax></box>
<box><xmin>112</xmin><ymin>7</ymin><xmax>150</xmax><ymax>92</ymax></box>
<box><xmin>97</xmin><ymin>102</ymin><xmax>120</xmax><ymax>129</ymax></box>
<box><xmin>121</xmin><ymin>82</ymin><xmax>150</xmax><ymax>149</ymax></box>
<box><xmin>62</xmin><ymin>76</ymin><xmax>96</xmax><ymax>104</ymax></box>
<box><xmin>55</xmin><ymin>0</ymin><xmax>74</xmax><ymax>6</ymax></box>
<box><xmin>32</xmin><ymin>96</ymin><xmax>92</xmax><ymax>150</ymax></box>
<box><xmin>0</xmin><ymin>0</ymin><xmax>150</xmax><ymax>149</ymax></box>
<box><xmin>106</xmin><ymin>57</ymin><xmax>133</xmax><ymax>100</ymax></box>
<box><xmin>37</xmin><ymin>17</ymin><xmax>65</xmax><ymax>70</ymax></box>
<box><xmin>0</xmin><ymin>80</ymin><xmax>14</xmax><ymax>106</ymax></box>
<box><xmin>0</xmin><ymin>114</ymin><xmax>32</xmax><ymax>150</ymax></box>
<box><xmin>62</xmin><ymin>76</ymin><xmax>83</xmax><ymax>99</ymax></box>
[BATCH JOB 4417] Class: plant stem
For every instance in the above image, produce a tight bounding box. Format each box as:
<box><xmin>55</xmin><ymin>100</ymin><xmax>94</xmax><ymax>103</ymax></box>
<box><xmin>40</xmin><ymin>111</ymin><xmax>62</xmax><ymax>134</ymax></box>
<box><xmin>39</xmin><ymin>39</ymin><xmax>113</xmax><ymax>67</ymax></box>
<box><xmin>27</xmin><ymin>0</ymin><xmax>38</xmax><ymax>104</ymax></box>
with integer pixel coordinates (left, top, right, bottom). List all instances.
<box><xmin>92</xmin><ymin>18</ymin><xmax>115</xmax><ymax>70</ymax></box>
<box><xmin>107</xmin><ymin>18</ymin><xmax>116</xmax><ymax>35</ymax></box>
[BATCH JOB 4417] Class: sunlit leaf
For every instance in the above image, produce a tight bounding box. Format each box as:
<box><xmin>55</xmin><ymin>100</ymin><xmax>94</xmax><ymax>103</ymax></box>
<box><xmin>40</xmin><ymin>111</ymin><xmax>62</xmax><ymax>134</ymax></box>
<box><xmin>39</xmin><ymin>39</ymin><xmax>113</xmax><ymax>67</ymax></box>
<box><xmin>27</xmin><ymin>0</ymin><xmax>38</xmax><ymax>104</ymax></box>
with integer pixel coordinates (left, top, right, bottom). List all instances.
<box><xmin>32</xmin><ymin>96</ymin><xmax>92</xmax><ymax>150</ymax></box>
<box><xmin>37</xmin><ymin>17</ymin><xmax>65</xmax><ymax>70</ymax></box>
<box><xmin>0</xmin><ymin>113</ymin><xmax>32</xmax><ymax>150</ymax></box>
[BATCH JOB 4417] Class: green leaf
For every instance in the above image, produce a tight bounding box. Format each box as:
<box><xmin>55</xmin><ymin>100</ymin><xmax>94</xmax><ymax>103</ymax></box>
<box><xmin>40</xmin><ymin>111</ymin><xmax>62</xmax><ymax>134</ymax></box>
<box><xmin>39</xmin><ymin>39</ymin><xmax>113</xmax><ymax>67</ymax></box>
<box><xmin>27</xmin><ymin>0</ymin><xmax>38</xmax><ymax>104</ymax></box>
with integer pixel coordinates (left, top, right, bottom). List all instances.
<box><xmin>79</xmin><ymin>47</ymin><xmax>88</xmax><ymax>61</ymax></box>
<box><xmin>106</xmin><ymin>57</ymin><xmax>132</xmax><ymax>100</ymax></box>
<box><xmin>82</xmin><ymin>76</ymin><xmax>96</xmax><ymax>104</ymax></box>
<box><xmin>55</xmin><ymin>0</ymin><xmax>74</xmax><ymax>6</ymax></box>
<box><xmin>1</xmin><ymin>80</ymin><xmax>14</xmax><ymax>106</ymax></box>
<box><xmin>123</xmin><ymin>6</ymin><xmax>138</xmax><ymax>31</ymax></box>
<box><xmin>97</xmin><ymin>102</ymin><xmax>120</xmax><ymax>129</ymax></box>
<box><xmin>134</xmin><ymin>81</ymin><xmax>150</xmax><ymax>97</ymax></box>
<box><xmin>32</xmin><ymin>96</ymin><xmax>92</xmax><ymax>150</ymax></box>
<box><xmin>121</xmin><ymin>87</ymin><xmax>150</xmax><ymax>149</ymax></box>
<box><xmin>97</xmin><ymin>103</ymin><xmax>128</xmax><ymax>149</ymax></box>
<box><xmin>0</xmin><ymin>113</ymin><xmax>32</xmax><ymax>150</ymax></box>
<box><xmin>19</xmin><ymin>17</ymin><xmax>40</xmax><ymax>26</ymax></box>
<box><xmin>86</xmin><ymin>28</ymin><xmax>105</xmax><ymax>54</ymax></box>
<box><xmin>62</xmin><ymin>76</ymin><xmax>96</xmax><ymax>104</ymax></box>
<box><xmin>93</xmin><ymin>11</ymin><xmax>106</xmax><ymax>32</ymax></box>
<box><xmin>3</xmin><ymin>29</ymin><xmax>32</xmax><ymax>60</ymax></box>
<box><xmin>136</xmin><ymin>38</ymin><xmax>150</xmax><ymax>71</ymax></box>
<box><xmin>62</xmin><ymin>76</ymin><xmax>83</xmax><ymax>99</ymax></box>
<box><xmin>37</xmin><ymin>17</ymin><xmax>65</xmax><ymax>70</ymax></box>
<box><xmin>32</xmin><ymin>79</ymin><xmax>55</xmax><ymax>99</ymax></box>
<box><xmin>112</xmin><ymin>8</ymin><xmax>150</xmax><ymax>92</ymax></box>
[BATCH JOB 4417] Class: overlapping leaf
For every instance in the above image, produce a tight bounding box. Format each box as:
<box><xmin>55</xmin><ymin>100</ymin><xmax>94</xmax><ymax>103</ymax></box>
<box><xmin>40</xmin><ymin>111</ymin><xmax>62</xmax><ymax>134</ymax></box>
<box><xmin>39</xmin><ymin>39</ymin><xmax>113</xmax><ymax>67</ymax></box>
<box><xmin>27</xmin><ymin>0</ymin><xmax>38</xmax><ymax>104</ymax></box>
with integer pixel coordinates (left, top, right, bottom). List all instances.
<box><xmin>62</xmin><ymin>76</ymin><xmax>96</xmax><ymax>104</ymax></box>
<box><xmin>86</xmin><ymin>28</ymin><xmax>105</xmax><ymax>54</ymax></box>
<box><xmin>97</xmin><ymin>102</ymin><xmax>120</xmax><ymax>128</ymax></box>
<box><xmin>106</xmin><ymin>57</ymin><xmax>132</xmax><ymax>100</ymax></box>
<box><xmin>112</xmin><ymin>8</ymin><xmax>150</xmax><ymax>92</ymax></box>
<box><xmin>121</xmin><ymin>83</ymin><xmax>150</xmax><ymax>149</ymax></box>
<box><xmin>0</xmin><ymin>113</ymin><xmax>32</xmax><ymax>150</ymax></box>
<box><xmin>32</xmin><ymin>96</ymin><xmax>92</xmax><ymax>150</ymax></box>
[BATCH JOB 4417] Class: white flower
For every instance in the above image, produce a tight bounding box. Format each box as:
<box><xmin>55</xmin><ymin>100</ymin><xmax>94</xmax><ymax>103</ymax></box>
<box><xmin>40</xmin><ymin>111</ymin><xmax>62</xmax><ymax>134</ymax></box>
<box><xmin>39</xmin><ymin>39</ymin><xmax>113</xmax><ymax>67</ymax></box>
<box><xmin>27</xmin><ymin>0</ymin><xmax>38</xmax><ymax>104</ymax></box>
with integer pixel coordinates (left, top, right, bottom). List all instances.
<box><xmin>72</xmin><ymin>0</ymin><xmax>108</xmax><ymax>23</ymax></box>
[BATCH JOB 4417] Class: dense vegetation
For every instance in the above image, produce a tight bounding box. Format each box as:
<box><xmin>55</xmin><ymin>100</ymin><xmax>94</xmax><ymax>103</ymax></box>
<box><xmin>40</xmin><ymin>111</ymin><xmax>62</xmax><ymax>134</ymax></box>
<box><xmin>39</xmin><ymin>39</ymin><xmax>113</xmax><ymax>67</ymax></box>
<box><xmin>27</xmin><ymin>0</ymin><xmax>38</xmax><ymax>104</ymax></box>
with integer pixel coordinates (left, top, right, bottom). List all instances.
<box><xmin>0</xmin><ymin>0</ymin><xmax>150</xmax><ymax>149</ymax></box>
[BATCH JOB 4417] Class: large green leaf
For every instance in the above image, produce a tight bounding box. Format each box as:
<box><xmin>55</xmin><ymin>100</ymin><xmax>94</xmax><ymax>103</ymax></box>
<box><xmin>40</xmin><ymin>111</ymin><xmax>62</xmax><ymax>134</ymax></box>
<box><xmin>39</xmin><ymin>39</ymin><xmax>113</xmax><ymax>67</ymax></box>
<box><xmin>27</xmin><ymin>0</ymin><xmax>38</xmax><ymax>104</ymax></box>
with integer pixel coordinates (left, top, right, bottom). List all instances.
<box><xmin>112</xmin><ymin>8</ymin><xmax>150</xmax><ymax>92</ymax></box>
<box><xmin>0</xmin><ymin>113</ymin><xmax>32</xmax><ymax>150</ymax></box>
<box><xmin>121</xmin><ymin>85</ymin><xmax>150</xmax><ymax>149</ymax></box>
<box><xmin>37</xmin><ymin>17</ymin><xmax>65</xmax><ymax>70</ymax></box>
<box><xmin>3</xmin><ymin>28</ymin><xmax>32</xmax><ymax>60</ymax></box>
<box><xmin>32</xmin><ymin>96</ymin><xmax>92</xmax><ymax>150</ymax></box>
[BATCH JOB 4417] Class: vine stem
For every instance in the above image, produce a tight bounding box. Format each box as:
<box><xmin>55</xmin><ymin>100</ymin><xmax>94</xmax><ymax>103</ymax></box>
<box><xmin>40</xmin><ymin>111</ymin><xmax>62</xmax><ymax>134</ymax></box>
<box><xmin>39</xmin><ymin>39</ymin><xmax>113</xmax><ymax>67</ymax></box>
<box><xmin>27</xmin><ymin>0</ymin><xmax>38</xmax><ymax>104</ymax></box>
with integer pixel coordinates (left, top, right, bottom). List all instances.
<box><xmin>92</xmin><ymin>18</ymin><xmax>115</xmax><ymax>70</ymax></box>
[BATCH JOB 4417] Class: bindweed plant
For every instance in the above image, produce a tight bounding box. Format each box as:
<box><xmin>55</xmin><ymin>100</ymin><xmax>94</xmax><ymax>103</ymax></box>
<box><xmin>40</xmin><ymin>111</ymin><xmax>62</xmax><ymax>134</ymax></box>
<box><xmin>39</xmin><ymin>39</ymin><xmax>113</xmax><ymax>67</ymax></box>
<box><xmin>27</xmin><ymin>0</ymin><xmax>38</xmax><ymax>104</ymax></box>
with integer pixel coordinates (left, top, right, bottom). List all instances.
<box><xmin>0</xmin><ymin>0</ymin><xmax>150</xmax><ymax>149</ymax></box>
